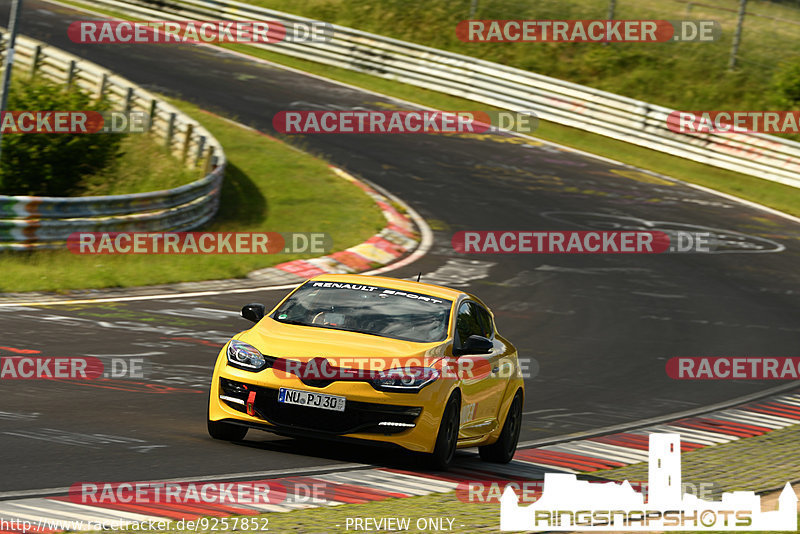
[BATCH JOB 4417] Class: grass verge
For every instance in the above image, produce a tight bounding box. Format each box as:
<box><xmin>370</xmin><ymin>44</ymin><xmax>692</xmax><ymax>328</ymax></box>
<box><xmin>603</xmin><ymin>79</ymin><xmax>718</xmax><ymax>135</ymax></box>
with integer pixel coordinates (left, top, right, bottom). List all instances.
<box><xmin>599</xmin><ymin>422</ymin><xmax>800</xmax><ymax>494</ymax></box>
<box><xmin>0</xmin><ymin>98</ymin><xmax>385</xmax><ymax>293</ymax></box>
<box><xmin>58</xmin><ymin>0</ymin><xmax>800</xmax><ymax>217</ymax></box>
<box><xmin>239</xmin><ymin>0</ymin><xmax>800</xmax><ymax>113</ymax></box>
<box><xmin>81</xmin><ymin>134</ymin><xmax>201</xmax><ymax>195</ymax></box>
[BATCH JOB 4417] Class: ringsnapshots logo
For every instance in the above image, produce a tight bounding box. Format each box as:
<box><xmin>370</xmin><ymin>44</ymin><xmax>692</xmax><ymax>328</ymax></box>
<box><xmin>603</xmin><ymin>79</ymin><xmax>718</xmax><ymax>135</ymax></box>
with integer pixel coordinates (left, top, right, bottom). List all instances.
<box><xmin>68</xmin><ymin>20</ymin><xmax>333</xmax><ymax>44</ymax></box>
<box><xmin>500</xmin><ymin>433</ymin><xmax>797</xmax><ymax>531</ymax></box>
<box><xmin>457</xmin><ymin>20</ymin><xmax>720</xmax><ymax>42</ymax></box>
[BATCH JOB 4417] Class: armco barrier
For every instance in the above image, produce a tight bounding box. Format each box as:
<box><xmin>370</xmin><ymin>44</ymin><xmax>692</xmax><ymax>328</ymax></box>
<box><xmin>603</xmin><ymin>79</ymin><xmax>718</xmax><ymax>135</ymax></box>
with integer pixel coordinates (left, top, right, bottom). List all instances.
<box><xmin>78</xmin><ymin>0</ymin><xmax>799</xmax><ymax>188</ymax></box>
<box><xmin>0</xmin><ymin>33</ymin><xmax>226</xmax><ymax>249</ymax></box>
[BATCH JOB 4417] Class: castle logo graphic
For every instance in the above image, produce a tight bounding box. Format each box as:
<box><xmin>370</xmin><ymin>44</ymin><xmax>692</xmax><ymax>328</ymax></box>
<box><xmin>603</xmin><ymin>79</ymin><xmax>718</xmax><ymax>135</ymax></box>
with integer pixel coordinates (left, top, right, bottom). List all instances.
<box><xmin>500</xmin><ymin>433</ymin><xmax>797</xmax><ymax>531</ymax></box>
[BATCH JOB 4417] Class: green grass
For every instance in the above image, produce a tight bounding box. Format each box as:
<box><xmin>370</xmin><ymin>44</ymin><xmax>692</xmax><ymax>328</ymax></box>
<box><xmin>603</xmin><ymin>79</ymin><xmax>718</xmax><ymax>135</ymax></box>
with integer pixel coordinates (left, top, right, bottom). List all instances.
<box><xmin>244</xmin><ymin>0</ymin><xmax>800</xmax><ymax>114</ymax></box>
<box><xmin>680</xmin><ymin>519</ymin><xmax>800</xmax><ymax>534</ymax></box>
<box><xmin>61</xmin><ymin>0</ymin><xmax>800</xmax><ymax>217</ymax></box>
<box><xmin>81</xmin><ymin>134</ymin><xmax>201</xmax><ymax>195</ymax></box>
<box><xmin>598</xmin><ymin>423</ymin><xmax>800</xmax><ymax>495</ymax></box>
<box><xmin>0</xmin><ymin>99</ymin><xmax>385</xmax><ymax>293</ymax></box>
<box><xmin>0</xmin><ymin>76</ymin><xmax>199</xmax><ymax>197</ymax></box>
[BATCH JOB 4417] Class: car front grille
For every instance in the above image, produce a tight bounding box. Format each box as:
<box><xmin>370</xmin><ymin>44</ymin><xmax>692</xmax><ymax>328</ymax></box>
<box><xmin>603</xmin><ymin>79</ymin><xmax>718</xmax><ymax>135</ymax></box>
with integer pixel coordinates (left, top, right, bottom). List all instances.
<box><xmin>219</xmin><ymin>378</ymin><xmax>421</xmax><ymax>435</ymax></box>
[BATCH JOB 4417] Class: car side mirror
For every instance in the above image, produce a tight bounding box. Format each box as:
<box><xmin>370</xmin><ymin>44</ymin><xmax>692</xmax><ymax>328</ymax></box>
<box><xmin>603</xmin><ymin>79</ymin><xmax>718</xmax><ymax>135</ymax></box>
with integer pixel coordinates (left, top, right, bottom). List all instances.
<box><xmin>455</xmin><ymin>335</ymin><xmax>493</xmax><ymax>355</ymax></box>
<box><xmin>241</xmin><ymin>303</ymin><xmax>266</xmax><ymax>323</ymax></box>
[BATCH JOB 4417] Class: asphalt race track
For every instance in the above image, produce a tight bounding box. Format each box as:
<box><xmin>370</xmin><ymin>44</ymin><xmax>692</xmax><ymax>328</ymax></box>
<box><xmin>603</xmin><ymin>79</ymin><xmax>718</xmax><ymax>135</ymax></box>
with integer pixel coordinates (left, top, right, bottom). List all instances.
<box><xmin>1</xmin><ymin>0</ymin><xmax>799</xmax><ymax>493</ymax></box>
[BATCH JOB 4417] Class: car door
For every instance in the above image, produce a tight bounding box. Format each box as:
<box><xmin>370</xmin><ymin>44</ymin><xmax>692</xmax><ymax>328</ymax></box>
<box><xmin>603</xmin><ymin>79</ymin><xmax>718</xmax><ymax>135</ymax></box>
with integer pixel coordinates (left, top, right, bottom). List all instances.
<box><xmin>453</xmin><ymin>301</ymin><xmax>505</xmax><ymax>439</ymax></box>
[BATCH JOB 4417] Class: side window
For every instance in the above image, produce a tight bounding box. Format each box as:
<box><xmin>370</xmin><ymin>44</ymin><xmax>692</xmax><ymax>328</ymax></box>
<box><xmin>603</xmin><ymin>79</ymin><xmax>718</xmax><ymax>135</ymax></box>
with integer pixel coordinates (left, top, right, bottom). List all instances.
<box><xmin>473</xmin><ymin>304</ymin><xmax>494</xmax><ymax>338</ymax></box>
<box><xmin>455</xmin><ymin>302</ymin><xmax>483</xmax><ymax>347</ymax></box>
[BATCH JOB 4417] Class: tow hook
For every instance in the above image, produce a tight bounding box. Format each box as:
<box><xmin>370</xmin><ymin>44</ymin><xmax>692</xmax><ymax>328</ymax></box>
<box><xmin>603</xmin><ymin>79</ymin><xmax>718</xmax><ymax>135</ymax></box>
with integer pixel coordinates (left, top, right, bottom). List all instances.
<box><xmin>246</xmin><ymin>391</ymin><xmax>256</xmax><ymax>416</ymax></box>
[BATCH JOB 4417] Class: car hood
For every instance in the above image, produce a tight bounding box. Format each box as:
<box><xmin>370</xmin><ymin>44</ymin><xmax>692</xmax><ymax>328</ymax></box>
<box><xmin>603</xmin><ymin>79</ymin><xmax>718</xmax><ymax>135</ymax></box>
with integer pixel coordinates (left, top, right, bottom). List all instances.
<box><xmin>236</xmin><ymin>318</ymin><xmax>449</xmax><ymax>370</ymax></box>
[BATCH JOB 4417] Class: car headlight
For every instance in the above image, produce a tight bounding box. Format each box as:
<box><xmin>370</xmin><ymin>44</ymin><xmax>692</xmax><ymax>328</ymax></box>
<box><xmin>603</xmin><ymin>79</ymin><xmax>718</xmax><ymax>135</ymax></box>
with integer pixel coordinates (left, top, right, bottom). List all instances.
<box><xmin>370</xmin><ymin>367</ymin><xmax>439</xmax><ymax>392</ymax></box>
<box><xmin>226</xmin><ymin>340</ymin><xmax>267</xmax><ymax>371</ymax></box>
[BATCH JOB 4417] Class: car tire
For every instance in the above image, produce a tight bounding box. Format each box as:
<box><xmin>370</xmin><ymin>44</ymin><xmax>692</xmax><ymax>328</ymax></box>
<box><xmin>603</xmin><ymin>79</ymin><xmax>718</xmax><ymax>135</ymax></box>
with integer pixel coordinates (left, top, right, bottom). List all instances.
<box><xmin>207</xmin><ymin>418</ymin><xmax>248</xmax><ymax>441</ymax></box>
<box><xmin>479</xmin><ymin>391</ymin><xmax>522</xmax><ymax>463</ymax></box>
<box><xmin>427</xmin><ymin>393</ymin><xmax>460</xmax><ymax>470</ymax></box>
<box><xmin>207</xmin><ymin>387</ymin><xmax>249</xmax><ymax>441</ymax></box>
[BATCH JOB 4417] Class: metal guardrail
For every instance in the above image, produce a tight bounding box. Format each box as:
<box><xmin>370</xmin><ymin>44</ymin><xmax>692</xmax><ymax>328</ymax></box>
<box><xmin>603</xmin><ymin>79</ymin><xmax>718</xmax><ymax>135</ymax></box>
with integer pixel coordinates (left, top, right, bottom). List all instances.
<box><xmin>0</xmin><ymin>32</ymin><xmax>226</xmax><ymax>248</ymax></box>
<box><xmin>79</xmin><ymin>0</ymin><xmax>800</xmax><ymax>189</ymax></box>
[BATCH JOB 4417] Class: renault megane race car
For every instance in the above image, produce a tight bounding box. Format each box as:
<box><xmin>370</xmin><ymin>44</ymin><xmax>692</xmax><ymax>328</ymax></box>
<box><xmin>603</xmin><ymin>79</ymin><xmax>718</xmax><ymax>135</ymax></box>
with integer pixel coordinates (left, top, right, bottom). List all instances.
<box><xmin>207</xmin><ymin>274</ymin><xmax>524</xmax><ymax>469</ymax></box>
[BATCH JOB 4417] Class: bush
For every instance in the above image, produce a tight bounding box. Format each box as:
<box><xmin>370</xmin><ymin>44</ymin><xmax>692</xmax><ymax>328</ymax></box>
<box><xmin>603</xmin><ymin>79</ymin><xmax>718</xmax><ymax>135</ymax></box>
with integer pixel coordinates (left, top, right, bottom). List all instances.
<box><xmin>771</xmin><ymin>59</ymin><xmax>800</xmax><ymax>109</ymax></box>
<box><xmin>0</xmin><ymin>79</ymin><xmax>123</xmax><ymax>196</ymax></box>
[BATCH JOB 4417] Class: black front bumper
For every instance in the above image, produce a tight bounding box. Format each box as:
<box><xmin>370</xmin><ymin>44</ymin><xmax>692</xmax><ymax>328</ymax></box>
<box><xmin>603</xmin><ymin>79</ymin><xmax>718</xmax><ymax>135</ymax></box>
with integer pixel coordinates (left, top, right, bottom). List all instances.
<box><xmin>219</xmin><ymin>378</ymin><xmax>422</xmax><ymax>436</ymax></box>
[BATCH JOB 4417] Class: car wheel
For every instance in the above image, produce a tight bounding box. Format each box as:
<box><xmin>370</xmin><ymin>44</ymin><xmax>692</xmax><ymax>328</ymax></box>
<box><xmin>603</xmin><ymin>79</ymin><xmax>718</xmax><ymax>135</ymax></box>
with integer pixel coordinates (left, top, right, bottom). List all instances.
<box><xmin>207</xmin><ymin>398</ymin><xmax>248</xmax><ymax>441</ymax></box>
<box><xmin>479</xmin><ymin>391</ymin><xmax>522</xmax><ymax>463</ymax></box>
<box><xmin>207</xmin><ymin>418</ymin><xmax>248</xmax><ymax>441</ymax></box>
<box><xmin>428</xmin><ymin>394</ymin><xmax>460</xmax><ymax>470</ymax></box>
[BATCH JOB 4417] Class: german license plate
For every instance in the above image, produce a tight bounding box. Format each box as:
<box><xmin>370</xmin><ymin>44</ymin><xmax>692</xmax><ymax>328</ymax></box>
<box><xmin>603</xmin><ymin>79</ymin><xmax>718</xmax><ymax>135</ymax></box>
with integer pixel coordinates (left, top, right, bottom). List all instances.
<box><xmin>278</xmin><ymin>388</ymin><xmax>345</xmax><ymax>412</ymax></box>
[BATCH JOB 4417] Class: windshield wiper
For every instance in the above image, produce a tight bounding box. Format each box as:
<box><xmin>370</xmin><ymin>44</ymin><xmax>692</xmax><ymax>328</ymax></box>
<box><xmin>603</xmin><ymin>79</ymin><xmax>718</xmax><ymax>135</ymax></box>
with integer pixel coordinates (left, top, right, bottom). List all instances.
<box><xmin>331</xmin><ymin>327</ymin><xmax>385</xmax><ymax>338</ymax></box>
<box><xmin>273</xmin><ymin>317</ymin><xmax>311</xmax><ymax>326</ymax></box>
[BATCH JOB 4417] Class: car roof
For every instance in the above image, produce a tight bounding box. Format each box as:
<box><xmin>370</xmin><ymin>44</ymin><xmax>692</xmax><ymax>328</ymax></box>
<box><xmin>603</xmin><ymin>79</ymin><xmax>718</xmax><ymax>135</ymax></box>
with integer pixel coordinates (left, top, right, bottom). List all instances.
<box><xmin>308</xmin><ymin>273</ymin><xmax>466</xmax><ymax>302</ymax></box>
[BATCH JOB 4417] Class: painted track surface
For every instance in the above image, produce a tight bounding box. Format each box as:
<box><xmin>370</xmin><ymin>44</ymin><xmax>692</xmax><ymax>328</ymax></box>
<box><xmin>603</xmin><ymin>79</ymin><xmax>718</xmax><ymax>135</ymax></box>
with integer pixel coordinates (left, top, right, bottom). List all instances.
<box><xmin>1</xmin><ymin>0</ymin><xmax>799</xmax><ymax>493</ymax></box>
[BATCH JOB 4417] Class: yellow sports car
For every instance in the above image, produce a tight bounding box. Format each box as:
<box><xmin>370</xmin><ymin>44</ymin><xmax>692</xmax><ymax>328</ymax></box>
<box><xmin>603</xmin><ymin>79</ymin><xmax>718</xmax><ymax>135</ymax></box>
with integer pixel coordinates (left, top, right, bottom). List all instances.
<box><xmin>207</xmin><ymin>273</ymin><xmax>524</xmax><ymax>469</ymax></box>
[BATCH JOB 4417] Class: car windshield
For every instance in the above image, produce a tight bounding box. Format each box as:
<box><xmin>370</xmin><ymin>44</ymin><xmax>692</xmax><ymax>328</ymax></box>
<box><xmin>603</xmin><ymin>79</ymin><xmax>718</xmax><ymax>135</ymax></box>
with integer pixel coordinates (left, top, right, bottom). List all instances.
<box><xmin>270</xmin><ymin>281</ymin><xmax>453</xmax><ymax>343</ymax></box>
